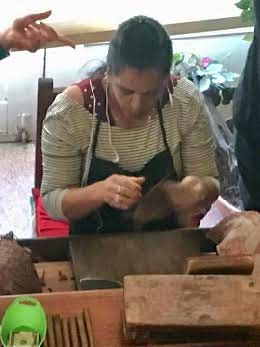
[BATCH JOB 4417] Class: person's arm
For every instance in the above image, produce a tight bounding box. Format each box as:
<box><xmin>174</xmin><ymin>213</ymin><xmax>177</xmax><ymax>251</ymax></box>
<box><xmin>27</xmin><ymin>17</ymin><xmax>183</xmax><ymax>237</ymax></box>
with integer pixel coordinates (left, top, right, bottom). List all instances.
<box><xmin>181</xmin><ymin>86</ymin><xmax>219</xmax><ymax>188</ymax></box>
<box><xmin>41</xmin><ymin>94</ymin><xmax>108</xmax><ymax>221</ymax></box>
<box><xmin>166</xmin><ymin>82</ymin><xmax>220</xmax><ymax>225</ymax></box>
<box><xmin>41</xmin><ymin>91</ymin><xmax>108</xmax><ymax>221</ymax></box>
<box><xmin>61</xmin><ymin>175</ymin><xmax>144</xmax><ymax>219</ymax></box>
<box><xmin>0</xmin><ymin>10</ymin><xmax>74</xmax><ymax>55</ymax></box>
<box><xmin>181</xmin><ymin>88</ymin><xmax>218</xmax><ymax>176</ymax></box>
<box><xmin>40</xmin><ymin>92</ymin><xmax>86</xmax><ymax>220</ymax></box>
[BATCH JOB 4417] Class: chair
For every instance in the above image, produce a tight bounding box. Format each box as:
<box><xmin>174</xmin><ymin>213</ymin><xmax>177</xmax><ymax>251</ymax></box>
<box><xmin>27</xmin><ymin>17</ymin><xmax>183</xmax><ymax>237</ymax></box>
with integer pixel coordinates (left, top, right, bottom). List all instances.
<box><xmin>33</xmin><ymin>78</ymin><xmax>69</xmax><ymax>238</ymax></box>
<box><xmin>35</xmin><ymin>78</ymin><xmax>65</xmax><ymax>189</ymax></box>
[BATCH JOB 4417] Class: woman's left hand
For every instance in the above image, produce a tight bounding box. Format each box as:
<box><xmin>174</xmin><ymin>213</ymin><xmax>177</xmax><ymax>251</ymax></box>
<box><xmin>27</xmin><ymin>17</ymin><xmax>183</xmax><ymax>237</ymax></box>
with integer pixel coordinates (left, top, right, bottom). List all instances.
<box><xmin>164</xmin><ymin>176</ymin><xmax>220</xmax><ymax>227</ymax></box>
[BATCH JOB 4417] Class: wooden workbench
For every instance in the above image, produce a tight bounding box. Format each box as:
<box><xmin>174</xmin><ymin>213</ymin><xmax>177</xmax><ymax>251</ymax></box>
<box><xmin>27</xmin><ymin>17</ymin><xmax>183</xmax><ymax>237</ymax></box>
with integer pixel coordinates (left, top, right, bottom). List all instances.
<box><xmin>1</xmin><ymin>237</ymin><xmax>256</xmax><ymax>346</ymax></box>
<box><xmin>0</xmin><ymin>256</ymin><xmax>259</xmax><ymax>347</ymax></box>
<box><xmin>0</xmin><ymin>288</ymin><xmax>259</xmax><ymax>347</ymax></box>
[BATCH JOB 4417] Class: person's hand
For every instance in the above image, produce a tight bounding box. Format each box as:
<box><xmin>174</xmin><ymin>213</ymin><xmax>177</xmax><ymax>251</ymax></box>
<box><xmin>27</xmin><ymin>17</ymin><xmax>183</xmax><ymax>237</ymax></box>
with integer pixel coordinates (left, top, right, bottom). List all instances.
<box><xmin>0</xmin><ymin>10</ymin><xmax>75</xmax><ymax>52</ymax></box>
<box><xmin>164</xmin><ymin>176</ymin><xmax>219</xmax><ymax>226</ymax></box>
<box><xmin>171</xmin><ymin>176</ymin><xmax>215</xmax><ymax>211</ymax></box>
<box><xmin>101</xmin><ymin>174</ymin><xmax>145</xmax><ymax>210</ymax></box>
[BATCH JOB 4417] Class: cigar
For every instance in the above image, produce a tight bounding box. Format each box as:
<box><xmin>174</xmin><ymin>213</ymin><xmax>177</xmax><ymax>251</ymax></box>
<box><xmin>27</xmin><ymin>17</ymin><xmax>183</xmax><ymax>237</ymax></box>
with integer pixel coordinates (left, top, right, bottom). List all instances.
<box><xmin>84</xmin><ymin>309</ymin><xmax>95</xmax><ymax>347</ymax></box>
<box><xmin>42</xmin><ymin>337</ymin><xmax>48</xmax><ymax>347</ymax></box>
<box><xmin>69</xmin><ymin>316</ymin><xmax>79</xmax><ymax>347</ymax></box>
<box><xmin>186</xmin><ymin>255</ymin><xmax>254</xmax><ymax>275</ymax></box>
<box><xmin>61</xmin><ymin>317</ymin><xmax>71</xmax><ymax>347</ymax></box>
<box><xmin>76</xmin><ymin>314</ymin><xmax>89</xmax><ymax>347</ymax></box>
<box><xmin>54</xmin><ymin>315</ymin><xmax>63</xmax><ymax>347</ymax></box>
<box><xmin>47</xmin><ymin>315</ymin><xmax>56</xmax><ymax>347</ymax></box>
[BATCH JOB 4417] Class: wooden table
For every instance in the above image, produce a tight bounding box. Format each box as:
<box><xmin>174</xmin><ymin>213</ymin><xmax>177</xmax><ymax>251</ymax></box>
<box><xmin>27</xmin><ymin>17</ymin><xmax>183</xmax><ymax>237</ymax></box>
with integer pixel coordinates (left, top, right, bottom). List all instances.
<box><xmin>5</xmin><ymin>237</ymin><xmax>260</xmax><ymax>346</ymax></box>
<box><xmin>0</xmin><ymin>288</ymin><xmax>259</xmax><ymax>347</ymax></box>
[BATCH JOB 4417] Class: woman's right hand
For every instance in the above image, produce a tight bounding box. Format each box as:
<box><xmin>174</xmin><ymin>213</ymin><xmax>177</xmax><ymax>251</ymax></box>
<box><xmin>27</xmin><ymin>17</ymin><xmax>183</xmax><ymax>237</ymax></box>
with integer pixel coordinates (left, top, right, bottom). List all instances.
<box><xmin>101</xmin><ymin>174</ymin><xmax>145</xmax><ymax>210</ymax></box>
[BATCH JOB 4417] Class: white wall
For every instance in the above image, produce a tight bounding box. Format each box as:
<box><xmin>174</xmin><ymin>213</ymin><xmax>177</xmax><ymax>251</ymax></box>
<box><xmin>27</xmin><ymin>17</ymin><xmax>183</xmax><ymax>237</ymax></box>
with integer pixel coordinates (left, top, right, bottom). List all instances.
<box><xmin>0</xmin><ymin>31</ymin><xmax>251</xmax><ymax>141</ymax></box>
<box><xmin>0</xmin><ymin>50</ymin><xmax>43</xmax><ymax>140</ymax></box>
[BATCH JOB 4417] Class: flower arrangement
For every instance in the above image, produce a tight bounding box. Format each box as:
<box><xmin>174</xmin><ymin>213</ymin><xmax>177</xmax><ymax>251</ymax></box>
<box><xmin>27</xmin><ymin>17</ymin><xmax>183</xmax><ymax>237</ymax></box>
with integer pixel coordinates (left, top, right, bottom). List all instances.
<box><xmin>173</xmin><ymin>53</ymin><xmax>240</xmax><ymax>106</ymax></box>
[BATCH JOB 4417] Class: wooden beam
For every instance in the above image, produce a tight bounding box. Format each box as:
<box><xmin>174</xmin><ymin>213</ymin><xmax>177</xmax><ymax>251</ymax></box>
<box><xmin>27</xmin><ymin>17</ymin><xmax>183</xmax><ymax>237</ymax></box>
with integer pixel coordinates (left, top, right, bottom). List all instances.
<box><xmin>165</xmin><ymin>16</ymin><xmax>251</xmax><ymax>36</ymax></box>
<box><xmin>43</xmin><ymin>16</ymin><xmax>251</xmax><ymax>49</ymax></box>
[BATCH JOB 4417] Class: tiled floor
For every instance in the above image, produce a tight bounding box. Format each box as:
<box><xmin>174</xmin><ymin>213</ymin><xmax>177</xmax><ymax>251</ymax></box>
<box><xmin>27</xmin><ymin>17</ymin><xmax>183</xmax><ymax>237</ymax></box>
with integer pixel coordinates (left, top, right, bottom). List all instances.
<box><xmin>0</xmin><ymin>142</ymin><xmax>35</xmax><ymax>238</ymax></box>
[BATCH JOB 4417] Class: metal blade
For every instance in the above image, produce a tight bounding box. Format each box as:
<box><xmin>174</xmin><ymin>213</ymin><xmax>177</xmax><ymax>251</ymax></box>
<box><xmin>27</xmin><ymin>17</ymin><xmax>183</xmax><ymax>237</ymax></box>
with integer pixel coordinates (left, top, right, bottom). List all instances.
<box><xmin>69</xmin><ymin>229</ymin><xmax>215</xmax><ymax>290</ymax></box>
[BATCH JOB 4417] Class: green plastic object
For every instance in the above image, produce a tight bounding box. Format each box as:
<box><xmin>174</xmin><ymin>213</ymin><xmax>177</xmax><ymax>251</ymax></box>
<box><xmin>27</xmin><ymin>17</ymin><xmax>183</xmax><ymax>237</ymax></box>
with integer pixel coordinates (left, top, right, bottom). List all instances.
<box><xmin>0</xmin><ymin>296</ymin><xmax>47</xmax><ymax>347</ymax></box>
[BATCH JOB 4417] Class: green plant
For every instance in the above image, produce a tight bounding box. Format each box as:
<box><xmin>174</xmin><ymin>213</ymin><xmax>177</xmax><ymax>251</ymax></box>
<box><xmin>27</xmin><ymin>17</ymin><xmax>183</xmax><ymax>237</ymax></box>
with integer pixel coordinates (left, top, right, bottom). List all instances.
<box><xmin>173</xmin><ymin>53</ymin><xmax>240</xmax><ymax>106</ymax></box>
<box><xmin>235</xmin><ymin>0</ymin><xmax>255</xmax><ymax>25</ymax></box>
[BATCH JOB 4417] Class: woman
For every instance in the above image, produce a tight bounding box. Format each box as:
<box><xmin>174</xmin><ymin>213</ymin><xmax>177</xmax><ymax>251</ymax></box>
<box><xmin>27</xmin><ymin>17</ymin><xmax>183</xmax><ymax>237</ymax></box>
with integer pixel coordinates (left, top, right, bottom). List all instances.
<box><xmin>41</xmin><ymin>15</ymin><xmax>219</xmax><ymax>234</ymax></box>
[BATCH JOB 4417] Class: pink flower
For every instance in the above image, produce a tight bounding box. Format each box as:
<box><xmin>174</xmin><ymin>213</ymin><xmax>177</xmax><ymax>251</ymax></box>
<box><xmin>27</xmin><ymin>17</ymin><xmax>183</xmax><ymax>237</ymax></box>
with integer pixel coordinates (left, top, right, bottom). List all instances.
<box><xmin>202</xmin><ymin>57</ymin><xmax>212</xmax><ymax>68</ymax></box>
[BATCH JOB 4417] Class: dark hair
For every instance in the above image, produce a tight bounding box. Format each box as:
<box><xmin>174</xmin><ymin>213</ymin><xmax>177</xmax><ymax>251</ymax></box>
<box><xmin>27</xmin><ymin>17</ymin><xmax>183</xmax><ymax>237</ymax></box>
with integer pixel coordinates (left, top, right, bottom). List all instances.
<box><xmin>107</xmin><ymin>16</ymin><xmax>173</xmax><ymax>75</ymax></box>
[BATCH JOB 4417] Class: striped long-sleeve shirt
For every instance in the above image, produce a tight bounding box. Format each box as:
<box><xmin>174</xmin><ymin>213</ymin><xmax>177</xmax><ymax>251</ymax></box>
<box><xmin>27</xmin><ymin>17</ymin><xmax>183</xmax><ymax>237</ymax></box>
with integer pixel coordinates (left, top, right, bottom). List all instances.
<box><xmin>41</xmin><ymin>77</ymin><xmax>218</xmax><ymax>220</ymax></box>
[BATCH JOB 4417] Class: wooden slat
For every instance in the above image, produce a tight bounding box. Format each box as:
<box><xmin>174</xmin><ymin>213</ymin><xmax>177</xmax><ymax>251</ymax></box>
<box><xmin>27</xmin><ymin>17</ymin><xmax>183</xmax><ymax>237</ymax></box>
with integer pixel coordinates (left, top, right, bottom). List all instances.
<box><xmin>47</xmin><ymin>315</ymin><xmax>55</xmax><ymax>347</ymax></box>
<box><xmin>42</xmin><ymin>16</ymin><xmax>251</xmax><ymax>48</ymax></box>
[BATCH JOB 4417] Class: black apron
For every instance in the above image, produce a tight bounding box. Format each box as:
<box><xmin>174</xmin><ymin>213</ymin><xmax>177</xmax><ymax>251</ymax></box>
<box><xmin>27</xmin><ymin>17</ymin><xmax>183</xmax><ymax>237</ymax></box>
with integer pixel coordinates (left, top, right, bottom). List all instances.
<box><xmin>70</xmin><ymin>106</ymin><xmax>178</xmax><ymax>234</ymax></box>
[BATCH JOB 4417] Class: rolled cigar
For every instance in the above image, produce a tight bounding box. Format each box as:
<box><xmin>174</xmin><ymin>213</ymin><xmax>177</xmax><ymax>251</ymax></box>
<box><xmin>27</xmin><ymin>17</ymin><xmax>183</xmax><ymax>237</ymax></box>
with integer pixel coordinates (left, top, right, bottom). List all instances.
<box><xmin>186</xmin><ymin>254</ymin><xmax>254</xmax><ymax>275</ymax></box>
<box><xmin>61</xmin><ymin>317</ymin><xmax>71</xmax><ymax>347</ymax></box>
<box><xmin>54</xmin><ymin>315</ymin><xmax>63</xmax><ymax>347</ymax></box>
<box><xmin>42</xmin><ymin>337</ymin><xmax>49</xmax><ymax>347</ymax></box>
<box><xmin>84</xmin><ymin>309</ymin><xmax>95</xmax><ymax>347</ymax></box>
<box><xmin>76</xmin><ymin>314</ymin><xmax>89</xmax><ymax>347</ymax></box>
<box><xmin>47</xmin><ymin>315</ymin><xmax>56</xmax><ymax>347</ymax></box>
<box><xmin>69</xmin><ymin>316</ymin><xmax>79</xmax><ymax>347</ymax></box>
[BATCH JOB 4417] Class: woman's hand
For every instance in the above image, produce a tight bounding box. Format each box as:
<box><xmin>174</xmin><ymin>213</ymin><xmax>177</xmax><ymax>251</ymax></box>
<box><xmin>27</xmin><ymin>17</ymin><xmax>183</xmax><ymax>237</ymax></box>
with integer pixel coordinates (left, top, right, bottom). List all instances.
<box><xmin>101</xmin><ymin>174</ymin><xmax>145</xmax><ymax>210</ymax></box>
<box><xmin>164</xmin><ymin>176</ymin><xmax>220</xmax><ymax>227</ymax></box>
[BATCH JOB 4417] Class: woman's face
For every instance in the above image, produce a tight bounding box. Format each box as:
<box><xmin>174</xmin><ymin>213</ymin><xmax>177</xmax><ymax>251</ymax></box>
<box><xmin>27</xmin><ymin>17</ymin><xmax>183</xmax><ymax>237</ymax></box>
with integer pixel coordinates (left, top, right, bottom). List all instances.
<box><xmin>108</xmin><ymin>67</ymin><xmax>168</xmax><ymax>122</ymax></box>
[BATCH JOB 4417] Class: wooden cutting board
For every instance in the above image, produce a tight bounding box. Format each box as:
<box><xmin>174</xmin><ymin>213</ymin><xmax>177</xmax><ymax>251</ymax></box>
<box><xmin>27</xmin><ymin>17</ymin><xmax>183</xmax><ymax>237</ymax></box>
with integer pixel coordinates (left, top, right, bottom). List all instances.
<box><xmin>124</xmin><ymin>274</ymin><xmax>260</xmax><ymax>345</ymax></box>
